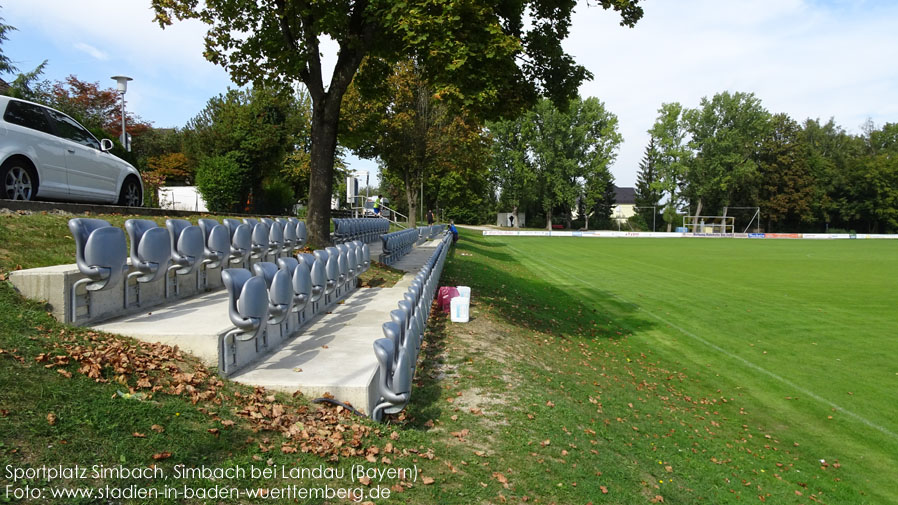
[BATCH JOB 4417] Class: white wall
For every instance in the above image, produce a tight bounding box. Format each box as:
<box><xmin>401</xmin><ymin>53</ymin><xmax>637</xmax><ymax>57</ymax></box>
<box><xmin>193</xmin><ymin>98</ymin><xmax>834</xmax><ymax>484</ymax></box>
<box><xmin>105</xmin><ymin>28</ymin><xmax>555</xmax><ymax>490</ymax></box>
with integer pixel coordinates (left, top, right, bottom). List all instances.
<box><xmin>158</xmin><ymin>186</ymin><xmax>208</xmax><ymax>212</ymax></box>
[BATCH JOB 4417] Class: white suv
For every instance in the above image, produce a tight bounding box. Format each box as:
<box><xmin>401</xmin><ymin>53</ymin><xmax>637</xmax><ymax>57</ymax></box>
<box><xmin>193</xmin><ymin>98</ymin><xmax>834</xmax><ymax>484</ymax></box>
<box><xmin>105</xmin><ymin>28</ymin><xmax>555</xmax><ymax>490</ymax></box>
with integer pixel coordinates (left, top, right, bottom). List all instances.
<box><xmin>0</xmin><ymin>95</ymin><xmax>143</xmax><ymax>206</ymax></box>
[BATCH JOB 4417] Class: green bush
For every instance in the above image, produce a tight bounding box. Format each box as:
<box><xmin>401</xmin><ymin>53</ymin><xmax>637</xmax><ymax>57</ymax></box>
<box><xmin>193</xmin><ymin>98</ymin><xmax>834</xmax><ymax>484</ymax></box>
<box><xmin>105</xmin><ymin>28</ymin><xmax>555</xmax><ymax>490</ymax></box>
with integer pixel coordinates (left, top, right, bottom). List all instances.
<box><xmin>195</xmin><ymin>153</ymin><xmax>250</xmax><ymax>213</ymax></box>
<box><xmin>261</xmin><ymin>179</ymin><xmax>296</xmax><ymax>215</ymax></box>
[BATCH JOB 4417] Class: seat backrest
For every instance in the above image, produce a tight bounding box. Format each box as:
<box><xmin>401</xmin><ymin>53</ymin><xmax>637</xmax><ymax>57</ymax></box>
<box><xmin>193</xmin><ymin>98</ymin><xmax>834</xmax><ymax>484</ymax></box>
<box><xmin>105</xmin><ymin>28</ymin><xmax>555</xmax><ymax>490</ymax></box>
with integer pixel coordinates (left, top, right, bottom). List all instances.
<box><xmin>197</xmin><ymin>218</ymin><xmax>219</xmax><ymax>243</ymax></box>
<box><xmin>390</xmin><ymin>308</ymin><xmax>408</xmax><ymax>349</ymax></box>
<box><xmin>222</xmin><ymin>218</ymin><xmax>242</xmax><ymax>239</ymax></box>
<box><xmin>278</xmin><ymin>218</ymin><xmax>297</xmax><ymax>243</ymax></box>
<box><xmin>373</xmin><ymin>337</ymin><xmax>396</xmax><ymax>389</ymax></box>
<box><xmin>124</xmin><ymin>219</ymin><xmax>161</xmax><ymax>266</ymax></box>
<box><xmin>267</xmin><ymin>219</ymin><xmax>284</xmax><ymax>246</ymax></box>
<box><xmin>69</xmin><ymin>218</ymin><xmax>114</xmax><ymax>272</ymax></box>
<box><xmin>229</xmin><ymin>224</ymin><xmax>252</xmax><ymax>263</ymax></box>
<box><xmin>251</xmin><ymin>262</ymin><xmax>279</xmax><ymax>288</ymax></box>
<box><xmin>69</xmin><ymin>218</ymin><xmax>126</xmax><ymax>285</ymax></box>
<box><xmin>222</xmin><ymin>268</ymin><xmax>268</xmax><ymax>330</ymax></box>
<box><xmin>250</xmin><ymin>222</ymin><xmax>270</xmax><ymax>257</ymax></box>
<box><xmin>276</xmin><ymin>257</ymin><xmax>298</xmax><ymax>277</ymax></box>
<box><xmin>295</xmin><ymin>221</ymin><xmax>307</xmax><ymax>248</ymax></box>
<box><xmin>205</xmin><ymin>224</ymin><xmax>230</xmax><ymax>267</ymax></box>
<box><xmin>167</xmin><ymin>219</ymin><xmax>204</xmax><ymax>267</ymax></box>
<box><xmin>243</xmin><ymin>218</ymin><xmax>260</xmax><ymax>228</ymax></box>
<box><xmin>335</xmin><ymin>244</ymin><xmax>349</xmax><ymax>278</ymax></box>
<box><xmin>127</xmin><ymin>220</ymin><xmax>170</xmax><ymax>280</ymax></box>
<box><xmin>324</xmin><ymin>246</ymin><xmax>340</xmax><ymax>284</ymax></box>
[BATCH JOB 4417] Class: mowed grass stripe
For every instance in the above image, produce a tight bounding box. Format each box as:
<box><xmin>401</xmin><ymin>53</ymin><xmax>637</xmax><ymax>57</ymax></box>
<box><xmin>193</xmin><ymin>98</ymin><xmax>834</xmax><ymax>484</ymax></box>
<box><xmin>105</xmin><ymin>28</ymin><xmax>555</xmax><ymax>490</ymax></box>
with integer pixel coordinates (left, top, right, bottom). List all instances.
<box><xmin>490</xmin><ymin>236</ymin><xmax>898</xmax><ymax>500</ymax></box>
<box><xmin>508</xmin><ymin>239</ymin><xmax>898</xmax><ymax>439</ymax></box>
<box><xmin>501</xmin><ymin>238</ymin><xmax>898</xmax><ymax>427</ymax></box>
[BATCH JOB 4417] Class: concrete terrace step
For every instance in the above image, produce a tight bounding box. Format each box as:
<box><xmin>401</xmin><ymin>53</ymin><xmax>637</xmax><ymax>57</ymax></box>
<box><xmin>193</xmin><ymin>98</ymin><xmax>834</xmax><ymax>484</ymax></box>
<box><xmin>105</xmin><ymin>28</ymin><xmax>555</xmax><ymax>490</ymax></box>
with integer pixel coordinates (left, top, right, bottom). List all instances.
<box><xmin>95</xmin><ymin>235</ymin><xmax>446</xmax><ymax>416</ymax></box>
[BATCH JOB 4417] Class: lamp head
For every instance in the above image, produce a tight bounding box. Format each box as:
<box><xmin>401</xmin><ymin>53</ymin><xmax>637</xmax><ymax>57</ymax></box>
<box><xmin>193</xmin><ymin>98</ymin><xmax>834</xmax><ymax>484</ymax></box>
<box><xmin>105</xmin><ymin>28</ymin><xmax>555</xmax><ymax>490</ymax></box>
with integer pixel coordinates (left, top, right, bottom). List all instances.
<box><xmin>111</xmin><ymin>75</ymin><xmax>133</xmax><ymax>93</ymax></box>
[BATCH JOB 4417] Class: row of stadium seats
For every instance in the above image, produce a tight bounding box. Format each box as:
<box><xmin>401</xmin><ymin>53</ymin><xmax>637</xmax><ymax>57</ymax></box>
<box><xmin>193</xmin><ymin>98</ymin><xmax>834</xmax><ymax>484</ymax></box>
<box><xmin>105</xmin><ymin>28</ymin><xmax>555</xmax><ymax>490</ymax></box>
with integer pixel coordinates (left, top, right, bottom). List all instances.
<box><xmin>371</xmin><ymin>230</ymin><xmax>452</xmax><ymax>421</ymax></box>
<box><xmin>67</xmin><ymin>217</ymin><xmax>309</xmax><ymax>323</ymax></box>
<box><xmin>218</xmin><ymin>241</ymin><xmax>370</xmax><ymax>375</ymax></box>
<box><xmin>380</xmin><ymin>228</ymin><xmax>420</xmax><ymax>265</ymax></box>
<box><xmin>333</xmin><ymin>218</ymin><xmax>390</xmax><ymax>244</ymax></box>
<box><xmin>416</xmin><ymin>224</ymin><xmax>446</xmax><ymax>244</ymax></box>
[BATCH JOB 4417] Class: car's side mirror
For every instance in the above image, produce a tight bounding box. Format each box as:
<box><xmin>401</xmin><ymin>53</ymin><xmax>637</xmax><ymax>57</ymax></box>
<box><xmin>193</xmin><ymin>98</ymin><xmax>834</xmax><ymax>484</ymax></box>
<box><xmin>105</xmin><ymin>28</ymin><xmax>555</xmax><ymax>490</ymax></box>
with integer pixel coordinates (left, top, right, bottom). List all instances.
<box><xmin>100</xmin><ymin>139</ymin><xmax>114</xmax><ymax>152</ymax></box>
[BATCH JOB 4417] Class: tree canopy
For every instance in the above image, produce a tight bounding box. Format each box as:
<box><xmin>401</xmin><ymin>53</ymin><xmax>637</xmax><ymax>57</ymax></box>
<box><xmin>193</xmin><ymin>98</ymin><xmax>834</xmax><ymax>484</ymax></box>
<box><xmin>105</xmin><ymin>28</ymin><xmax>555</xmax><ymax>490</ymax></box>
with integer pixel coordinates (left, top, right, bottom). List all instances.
<box><xmin>151</xmin><ymin>0</ymin><xmax>643</xmax><ymax>244</ymax></box>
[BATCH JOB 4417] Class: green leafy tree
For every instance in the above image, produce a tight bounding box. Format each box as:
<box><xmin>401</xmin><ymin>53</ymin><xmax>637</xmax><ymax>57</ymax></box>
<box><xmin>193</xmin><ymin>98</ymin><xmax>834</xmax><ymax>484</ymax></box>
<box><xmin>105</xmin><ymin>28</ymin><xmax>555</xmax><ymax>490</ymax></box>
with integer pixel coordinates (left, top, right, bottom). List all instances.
<box><xmin>0</xmin><ymin>8</ymin><xmax>16</xmax><ymax>75</ymax></box>
<box><xmin>757</xmin><ymin>114</ymin><xmax>815</xmax><ymax>232</ymax></box>
<box><xmin>634</xmin><ymin>136</ymin><xmax>663</xmax><ymax>231</ymax></box>
<box><xmin>489</xmin><ymin>116</ymin><xmax>535</xmax><ymax>227</ymax></box>
<box><xmin>151</xmin><ymin>0</ymin><xmax>643</xmax><ymax>245</ymax></box>
<box><xmin>800</xmin><ymin>118</ymin><xmax>863</xmax><ymax>230</ymax></box>
<box><xmin>525</xmin><ymin>97</ymin><xmax>621</xmax><ymax>230</ymax></box>
<box><xmin>183</xmin><ymin>87</ymin><xmax>297</xmax><ymax>213</ymax></box>
<box><xmin>648</xmin><ymin>102</ymin><xmax>690</xmax><ymax>231</ymax></box>
<box><xmin>343</xmin><ymin>58</ymin><xmax>492</xmax><ymax>225</ymax></box>
<box><xmin>682</xmin><ymin>91</ymin><xmax>771</xmax><ymax>223</ymax></box>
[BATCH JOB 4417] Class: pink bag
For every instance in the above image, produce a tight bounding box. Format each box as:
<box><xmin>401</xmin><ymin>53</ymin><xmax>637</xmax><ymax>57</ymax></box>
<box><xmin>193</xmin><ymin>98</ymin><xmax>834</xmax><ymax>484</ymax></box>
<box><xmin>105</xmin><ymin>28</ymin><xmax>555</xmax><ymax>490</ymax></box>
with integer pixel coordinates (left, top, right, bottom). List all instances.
<box><xmin>438</xmin><ymin>286</ymin><xmax>460</xmax><ymax>313</ymax></box>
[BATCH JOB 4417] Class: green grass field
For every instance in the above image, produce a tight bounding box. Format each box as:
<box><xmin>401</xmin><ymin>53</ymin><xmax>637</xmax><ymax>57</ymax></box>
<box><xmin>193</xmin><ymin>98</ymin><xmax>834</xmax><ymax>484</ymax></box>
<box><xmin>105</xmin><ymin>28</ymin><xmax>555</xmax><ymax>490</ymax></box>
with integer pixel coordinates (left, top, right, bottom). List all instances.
<box><xmin>2</xmin><ymin>211</ymin><xmax>897</xmax><ymax>504</ymax></box>
<box><xmin>462</xmin><ymin>234</ymin><xmax>898</xmax><ymax>503</ymax></box>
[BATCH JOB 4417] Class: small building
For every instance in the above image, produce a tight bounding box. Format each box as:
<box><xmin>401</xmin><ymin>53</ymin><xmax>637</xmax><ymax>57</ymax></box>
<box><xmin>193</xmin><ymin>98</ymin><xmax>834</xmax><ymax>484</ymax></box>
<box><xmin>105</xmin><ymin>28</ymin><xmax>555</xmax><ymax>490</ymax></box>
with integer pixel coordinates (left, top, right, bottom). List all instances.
<box><xmin>612</xmin><ymin>186</ymin><xmax>636</xmax><ymax>227</ymax></box>
<box><xmin>497</xmin><ymin>212</ymin><xmax>525</xmax><ymax>228</ymax></box>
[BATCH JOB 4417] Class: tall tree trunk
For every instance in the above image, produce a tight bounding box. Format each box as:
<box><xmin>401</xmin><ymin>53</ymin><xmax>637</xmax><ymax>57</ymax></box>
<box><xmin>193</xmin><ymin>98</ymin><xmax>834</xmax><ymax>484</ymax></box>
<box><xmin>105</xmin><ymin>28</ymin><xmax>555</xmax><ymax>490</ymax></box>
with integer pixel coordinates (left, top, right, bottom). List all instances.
<box><xmin>692</xmin><ymin>198</ymin><xmax>703</xmax><ymax>233</ymax></box>
<box><xmin>511</xmin><ymin>204</ymin><xmax>518</xmax><ymax>228</ymax></box>
<box><xmin>306</xmin><ymin>96</ymin><xmax>341</xmax><ymax>247</ymax></box>
<box><xmin>404</xmin><ymin>171</ymin><xmax>418</xmax><ymax>229</ymax></box>
<box><xmin>545</xmin><ymin>209</ymin><xmax>552</xmax><ymax>230</ymax></box>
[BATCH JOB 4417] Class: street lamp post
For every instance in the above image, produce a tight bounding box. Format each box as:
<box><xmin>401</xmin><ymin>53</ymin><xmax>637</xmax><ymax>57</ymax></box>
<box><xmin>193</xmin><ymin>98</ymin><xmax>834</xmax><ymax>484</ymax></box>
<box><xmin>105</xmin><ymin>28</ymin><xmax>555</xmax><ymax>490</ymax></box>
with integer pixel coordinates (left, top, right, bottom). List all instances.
<box><xmin>111</xmin><ymin>75</ymin><xmax>132</xmax><ymax>151</ymax></box>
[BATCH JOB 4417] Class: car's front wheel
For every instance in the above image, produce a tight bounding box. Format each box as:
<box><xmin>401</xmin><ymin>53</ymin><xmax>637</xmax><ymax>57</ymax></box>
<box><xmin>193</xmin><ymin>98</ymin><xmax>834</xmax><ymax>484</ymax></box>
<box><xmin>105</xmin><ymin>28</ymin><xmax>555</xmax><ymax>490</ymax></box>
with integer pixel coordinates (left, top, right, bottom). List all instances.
<box><xmin>117</xmin><ymin>177</ymin><xmax>142</xmax><ymax>207</ymax></box>
<box><xmin>1</xmin><ymin>159</ymin><xmax>38</xmax><ymax>201</ymax></box>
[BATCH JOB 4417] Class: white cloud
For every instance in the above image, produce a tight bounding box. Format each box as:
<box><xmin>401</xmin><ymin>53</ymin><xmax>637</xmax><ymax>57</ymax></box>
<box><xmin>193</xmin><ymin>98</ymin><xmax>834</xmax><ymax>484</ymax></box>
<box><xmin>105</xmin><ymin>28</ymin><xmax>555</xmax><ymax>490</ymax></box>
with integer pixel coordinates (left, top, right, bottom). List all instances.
<box><xmin>73</xmin><ymin>42</ymin><xmax>108</xmax><ymax>61</ymax></box>
<box><xmin>566</xmin><ymin>0</ymin><xmax>898</xmax><ymax>186</ymax></box>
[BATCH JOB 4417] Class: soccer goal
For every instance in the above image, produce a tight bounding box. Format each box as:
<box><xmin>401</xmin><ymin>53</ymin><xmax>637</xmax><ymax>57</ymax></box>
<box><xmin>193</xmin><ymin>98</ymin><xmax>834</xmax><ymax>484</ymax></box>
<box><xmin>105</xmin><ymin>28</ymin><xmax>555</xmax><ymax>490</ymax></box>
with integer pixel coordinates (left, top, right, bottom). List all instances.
<box><xmin>683</xmin><ymin>207</ymin><xmax>761</xmax><ymax>234</ymax></box>
<box><xmin>682</xmin><ymin>215</ymin><xmax>734</xmax><ymax>234</ymax></box>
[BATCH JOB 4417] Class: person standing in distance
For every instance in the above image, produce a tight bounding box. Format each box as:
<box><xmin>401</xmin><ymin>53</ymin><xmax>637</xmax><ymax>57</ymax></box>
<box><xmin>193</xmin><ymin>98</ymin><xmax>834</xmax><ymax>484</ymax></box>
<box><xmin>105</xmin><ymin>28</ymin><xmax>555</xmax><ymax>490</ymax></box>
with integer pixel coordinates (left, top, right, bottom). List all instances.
<box><xmin>373</xmin><ymin>195</ymin><xmax>382</xmax><ymax>216</ymax></box>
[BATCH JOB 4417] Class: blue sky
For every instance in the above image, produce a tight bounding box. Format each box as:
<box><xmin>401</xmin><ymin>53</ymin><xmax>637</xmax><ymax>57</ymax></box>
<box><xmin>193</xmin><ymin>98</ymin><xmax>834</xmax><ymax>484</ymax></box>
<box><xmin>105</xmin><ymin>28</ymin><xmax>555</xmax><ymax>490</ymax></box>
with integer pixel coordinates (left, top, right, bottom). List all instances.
<box><xmin>3</xmin><ymin>0</ymin><xmax>897</xmax><ymax>187</ymax></box>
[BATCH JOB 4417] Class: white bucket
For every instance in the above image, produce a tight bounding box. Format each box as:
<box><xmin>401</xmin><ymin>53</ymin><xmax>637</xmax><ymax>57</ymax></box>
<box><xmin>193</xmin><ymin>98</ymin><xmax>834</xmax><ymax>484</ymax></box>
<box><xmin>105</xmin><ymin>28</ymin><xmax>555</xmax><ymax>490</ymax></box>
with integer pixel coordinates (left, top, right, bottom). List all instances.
<box><xmin>457</xmin><ymin>286</ymin><xmax>471</xmax><ymax>298</ymax></box>
<box><xmin>450</xmin><ymin>296</ymin><xmax>470</xmax><ymax>323</ymax></box>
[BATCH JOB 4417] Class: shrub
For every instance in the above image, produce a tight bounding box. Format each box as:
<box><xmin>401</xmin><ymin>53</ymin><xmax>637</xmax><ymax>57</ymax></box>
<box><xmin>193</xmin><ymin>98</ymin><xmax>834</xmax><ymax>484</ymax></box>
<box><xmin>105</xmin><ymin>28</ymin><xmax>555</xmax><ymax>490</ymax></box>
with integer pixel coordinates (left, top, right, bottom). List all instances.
<box><xmin>195</xmin><ymin>153</ymin><xmax>249</xmax><ymax>213</ymax></box>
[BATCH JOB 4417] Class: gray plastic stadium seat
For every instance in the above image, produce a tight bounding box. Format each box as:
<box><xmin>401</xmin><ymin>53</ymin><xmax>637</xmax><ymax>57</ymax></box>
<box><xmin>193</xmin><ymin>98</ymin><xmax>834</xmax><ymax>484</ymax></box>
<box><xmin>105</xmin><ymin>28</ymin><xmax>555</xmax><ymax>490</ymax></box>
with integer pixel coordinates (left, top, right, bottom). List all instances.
<box><xmin>248</xmin><ymin>221</ymin><xmax>270</xmax><ymax>261</ymax></box>
<box><xmin>68</xmin><ymin>218</ymin><xmax>128</xmax><ymax>323</ymax></box>
<box><xmin>372</xmin><ymin>330</ymin><xmax>412</xmax><ymax>421</ymax></box>
<box><xmin>261</xmin><ymin>218</ymin><xmax>284</xmax><ymax>260</ymax></box>
<box><xmin>124</xmin><ymin>219</ymin><xmax>171</xmax><ymax>307</ymax></box>
<box><xmin>278</xmin><ymin>218</ymin><xmax>296</xmax><ymax>253</ymax></box>
<box><xmin>334</xmin><ymin>244</ymin><xmax>349</xmax><ymax>287</ymax></box>
<box><xmin>302</xmin><ymin>252</ymin><xmax>325</xmax><ymax>313</ymax></box>
<box><xmin>295</xmin><ymin>220</ymin><xmax>307</xmax><ymax>249</ymax></box>
<box><xmin>252</xmin><ymin>262</ymin><xmax>293</xmax><ymax>326</ymax></box>
<box><xmin>166</xmin><ymin>219</ymin><xmax>205</xmax><ymax>295</ymax></box>
<box><xmin>277</xmin><ymin>257</ymin><xmax>311</xmax><ymax>325</ymax></box>
<box><xmin>223</xmin><ymin>219</ymin><xmax>252</xmax><ymax>267</ymax></box>
<box><xmin>203</xmin><ymin>224</ymin><xmax>230</xmax><ymax>270</ymax></box>
<box><xmin>221</xmin><ymin>268</ymin><xmax>269</xmax><ymax>343</ymax></box>
<box><xmin>323</xmin><ymin>247</ymin><xmax>339</xmax><ymax>300</ymax></box>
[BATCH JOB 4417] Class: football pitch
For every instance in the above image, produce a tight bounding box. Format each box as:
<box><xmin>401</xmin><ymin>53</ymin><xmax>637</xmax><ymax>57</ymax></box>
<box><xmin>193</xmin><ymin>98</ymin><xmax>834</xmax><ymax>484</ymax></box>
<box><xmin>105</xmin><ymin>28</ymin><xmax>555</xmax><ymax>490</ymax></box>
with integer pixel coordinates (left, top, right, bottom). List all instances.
<box><xmin>483</xmin><ymin>235</ymin><xmax>898</xmax><ymax>500</ymax></box>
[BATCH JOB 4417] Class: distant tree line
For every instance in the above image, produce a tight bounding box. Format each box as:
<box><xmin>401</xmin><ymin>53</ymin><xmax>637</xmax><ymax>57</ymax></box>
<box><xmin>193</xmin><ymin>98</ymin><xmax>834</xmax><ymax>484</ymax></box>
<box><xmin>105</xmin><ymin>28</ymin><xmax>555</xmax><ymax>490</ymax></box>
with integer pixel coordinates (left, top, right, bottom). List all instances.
<box><xmin>488</xmin><ymin>96</ymin><xmax>622</xmax><ymax>230</ymax></box>
<box><xmin>636</xmin><ymin>91</ymin><xmax>898</xmax><ymax>233</ymax></box>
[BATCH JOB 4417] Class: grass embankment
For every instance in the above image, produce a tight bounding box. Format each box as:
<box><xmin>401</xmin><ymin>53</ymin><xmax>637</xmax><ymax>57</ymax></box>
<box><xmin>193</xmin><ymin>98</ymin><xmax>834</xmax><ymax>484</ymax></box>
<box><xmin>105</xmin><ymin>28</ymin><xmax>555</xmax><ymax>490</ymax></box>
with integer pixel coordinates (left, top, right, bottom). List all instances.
<box><xmin>1</xmin><ymin>211</ymin><xmax>895</xmax><ymax>503</ymax></box>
